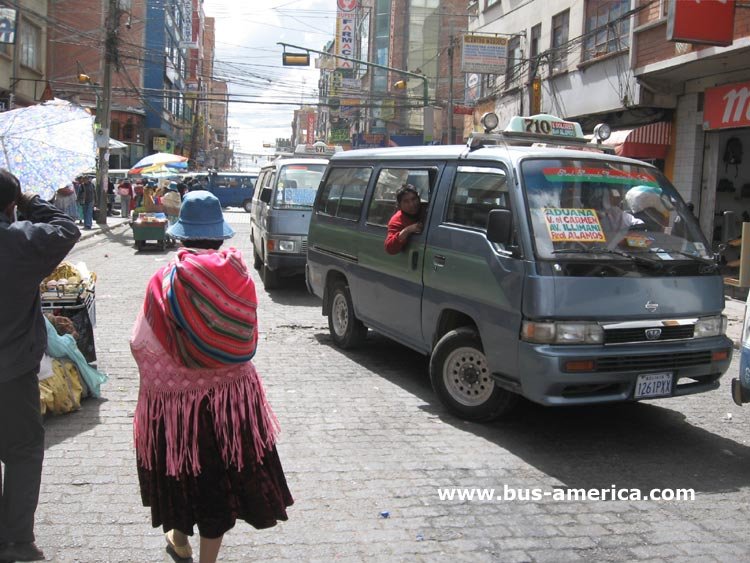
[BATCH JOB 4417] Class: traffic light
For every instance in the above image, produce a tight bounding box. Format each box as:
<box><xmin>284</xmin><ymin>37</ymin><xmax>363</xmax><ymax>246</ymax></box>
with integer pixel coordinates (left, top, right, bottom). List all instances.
<box><xmin>282</xmin><ymin>52</ymin><xmax>310</xmax><ymax>66</ymax></box>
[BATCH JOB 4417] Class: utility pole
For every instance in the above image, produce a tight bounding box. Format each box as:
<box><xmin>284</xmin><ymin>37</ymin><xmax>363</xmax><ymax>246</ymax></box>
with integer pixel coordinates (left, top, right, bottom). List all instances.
<box><xmin>447</xmin><ymin>35</ymin><xmax>454</xmax><ymax>144</ymax></box>
<box><xmin>189</xmin><ymin>78</ymin><xmax>202</xmax><ymax>169</ymax></box>
<box><xmin>96</xmin><ymin>0</ymin><xmax>118</xmax><ymax>225</ymax></box>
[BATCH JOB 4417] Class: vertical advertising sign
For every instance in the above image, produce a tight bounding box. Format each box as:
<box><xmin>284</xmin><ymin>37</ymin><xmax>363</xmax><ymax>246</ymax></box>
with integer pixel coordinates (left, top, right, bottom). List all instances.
<box><xmin>0</xmin><ymin>8</ymin><xmax>17</xmax><ymax>44</ymax></box>
<box><xmin>667</xmin><ymin>0</ymin><xmax>735</xmax><ymax>46</ymax></box>
<box><xmin>306</xmin><ymin>112</ymin><xmax>316</xmax><ymax>144</ymax></box>
<box><xmin>335</xmin><ymin>0</ymin><xmax>357</xmax><ymax>69</ymax></box>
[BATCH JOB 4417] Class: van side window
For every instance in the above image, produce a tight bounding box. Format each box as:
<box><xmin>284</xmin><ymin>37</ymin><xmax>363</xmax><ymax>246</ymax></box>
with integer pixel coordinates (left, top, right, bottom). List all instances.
<box><xmin>366</xmin><ymin>168</ymin><xmax>432</xmax><ymax>226</ymax></box>
<box><xmin>446</xmin><ymin>166</ymin><xmax>509</xmax><ymax>230</ymax></box>
<box><xmin>316</xmin><ymin>167</ymin><xmax>372</xmax><ymax>221</ymax></box>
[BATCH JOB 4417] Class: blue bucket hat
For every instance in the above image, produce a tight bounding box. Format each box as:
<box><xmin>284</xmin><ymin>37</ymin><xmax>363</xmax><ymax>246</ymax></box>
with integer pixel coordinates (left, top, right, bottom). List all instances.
<box><xmin>166</xmin><ymin>181</ymin><xmax>179</xmax><ymax>192</ymax></box>
<box><xmin>167</xmin><ymin>190</ymin><xmax>235</xmax><ymax>240</ymax></box>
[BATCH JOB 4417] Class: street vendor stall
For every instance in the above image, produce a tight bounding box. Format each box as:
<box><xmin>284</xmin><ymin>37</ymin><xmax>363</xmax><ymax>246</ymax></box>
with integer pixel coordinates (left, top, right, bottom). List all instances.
<box><xmin>40</xmin><ymin>261</ymin><xmax>97</xmax><ymax>364</ymax></box>
<box><xmin>131</xmin><ymin>211</ymin><xmax>175</xmax><ymax>251</ymax></box>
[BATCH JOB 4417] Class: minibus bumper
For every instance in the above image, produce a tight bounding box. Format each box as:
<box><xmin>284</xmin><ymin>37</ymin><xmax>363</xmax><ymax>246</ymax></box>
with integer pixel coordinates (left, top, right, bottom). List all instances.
<box><xmin>266</xmin><ymin>252</ymin><xmax>306</xmax><ymax>275</ymax></box>
<box><xmin>512</xmin><ymin>336</ymin><xmax>733</xmax><ymax>406</ymax></box>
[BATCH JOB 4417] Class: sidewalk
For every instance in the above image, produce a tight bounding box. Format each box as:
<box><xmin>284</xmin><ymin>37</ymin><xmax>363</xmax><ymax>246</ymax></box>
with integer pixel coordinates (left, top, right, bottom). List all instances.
<box><xmin>77</xmin><ymin>215</ymin><xmax>131</xmax><ymax>242</ymax></box>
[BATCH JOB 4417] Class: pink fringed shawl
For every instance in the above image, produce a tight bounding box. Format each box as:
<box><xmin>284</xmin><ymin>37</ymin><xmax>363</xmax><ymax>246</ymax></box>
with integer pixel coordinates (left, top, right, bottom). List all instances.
<box><xmin>131</xmin><ymin>249</ymin><xmax>279</xmax><ymax>477</ymax></box>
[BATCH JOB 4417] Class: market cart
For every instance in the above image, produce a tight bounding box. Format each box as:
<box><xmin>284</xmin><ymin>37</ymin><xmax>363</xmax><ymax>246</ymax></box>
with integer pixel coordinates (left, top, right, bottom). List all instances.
<box><xmin>131</xmin><ymin>211</ymin><xmax>175</xmax><ymax>251</ymax></box>
<box><xmin>40</xmin><ymin>263</ymin><xmax>97</xmax><ymax>364</ymax></box>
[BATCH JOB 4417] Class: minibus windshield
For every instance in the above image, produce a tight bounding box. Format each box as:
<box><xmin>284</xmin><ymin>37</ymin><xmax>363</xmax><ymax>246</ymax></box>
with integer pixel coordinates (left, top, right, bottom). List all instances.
<box><xmin>273</xmin><ymin>163</ymin><xmax>326</xmax><ymax>209</ymax></box>
<box><xmin>522</xmin><ymin>158</ymin><xmax>712</xmax><ymax>266</ymax></box>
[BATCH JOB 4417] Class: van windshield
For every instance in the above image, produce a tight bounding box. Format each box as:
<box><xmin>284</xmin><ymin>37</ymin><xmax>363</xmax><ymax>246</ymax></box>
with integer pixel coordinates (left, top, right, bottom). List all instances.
<box><xmin>273</xmin><ymin>163</ymin><xmax>326</xmax><ymax>209</ymax></box>
<box><xmin>522</xmin><ymin>158</ymin><xmax>712</xmax><ymax>267</ymax></box>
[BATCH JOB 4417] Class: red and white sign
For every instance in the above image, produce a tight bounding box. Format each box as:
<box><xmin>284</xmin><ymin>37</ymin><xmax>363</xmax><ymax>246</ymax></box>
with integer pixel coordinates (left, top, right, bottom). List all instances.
<box><xmin>667</xmin><ymin>0</ymin><xmax>735</xmax><ymax>47</ymax></box>
<box><xmin>704</xmin><ymin>81</ymin><xmax>750</xmax><ymax>130</ymax></box>
<box><xmin>453</xmin><ymin>105</ymin><xmax>474</xmax><ymax>115</ymax></box>
<box><xmin>335</xmin><ymin>0</ymin><xmax>356</xmax><ymax>69</ymax></box>
<box><xmin>306</xmin><ymin>113</ymin><xmax>316</xmax><ymax>145</ymax></box>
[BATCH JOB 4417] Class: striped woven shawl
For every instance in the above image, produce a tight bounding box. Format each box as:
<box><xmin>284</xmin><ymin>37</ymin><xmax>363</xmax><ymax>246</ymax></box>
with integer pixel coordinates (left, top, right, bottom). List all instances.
<box><xmin>144</xmin><ymin>247</ymin><xmax>258</xmax><ymax>368</ymax></box>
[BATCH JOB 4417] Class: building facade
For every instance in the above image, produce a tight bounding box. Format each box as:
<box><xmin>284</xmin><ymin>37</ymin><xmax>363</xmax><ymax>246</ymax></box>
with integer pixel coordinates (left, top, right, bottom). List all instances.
<box><xmin>47</xmin><ymin>0</ymin><xmax>149</xmax><ymax>169</ymax></box>
<box><xmin>0</xmin><ymin>0</ymin><xmax>49</xmax><ymax>110</ymax></box>
<box><xmin>469</xmin><ymin>0</ymin><xmax>750</xmax><ymax>251</ymax></box>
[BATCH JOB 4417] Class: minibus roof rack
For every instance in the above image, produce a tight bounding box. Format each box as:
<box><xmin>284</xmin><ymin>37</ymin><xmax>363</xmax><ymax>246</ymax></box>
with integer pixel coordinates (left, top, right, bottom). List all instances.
<box><xmin>464</xmin><ymin>113</ymin><xmax>615</xmax><ymax>155</ymax></box>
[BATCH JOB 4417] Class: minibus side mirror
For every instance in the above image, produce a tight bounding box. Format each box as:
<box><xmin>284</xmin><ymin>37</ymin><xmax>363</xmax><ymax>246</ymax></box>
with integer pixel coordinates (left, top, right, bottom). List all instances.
<box><xmin>486</xmin><ymin>208</ymin><xmax>513</xmax><ymax>246</ymax></box>
<box><xmin>260</xmin><ymin>187</ymin><xmax>273</xmax><ymax>204</ymax></box>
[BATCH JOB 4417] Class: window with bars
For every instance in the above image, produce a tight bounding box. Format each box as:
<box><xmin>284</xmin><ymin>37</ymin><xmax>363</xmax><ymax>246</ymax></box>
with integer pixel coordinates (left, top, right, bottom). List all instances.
<box><xmin>504</xmin><ymin>35</ymin><xmax>522</xmax><ymax>89</ymax></box>
<box><xmin>550</xmin><ymin>10</ymin><xmax>569</xmax><ymax>74</ymax></box>
<box><xmin>529</xmin><ymin>23</ymin><xmax>541</xmax><ymax>78</ymax></box>
<box><xmin>19</xmin><ymin>20</ymin><xmax>40</xmax><ymax>71</ymax></box>
<box><xmin>583</xmin><ymin>0</ymin><xmax>630</xmax><ymax>61</ymax></box>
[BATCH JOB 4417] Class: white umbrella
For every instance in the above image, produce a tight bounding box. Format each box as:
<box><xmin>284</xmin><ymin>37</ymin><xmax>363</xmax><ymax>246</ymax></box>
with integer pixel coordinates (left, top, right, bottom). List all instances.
<box><xmin>0</xmin><ymin>99</ymin><xmax>96</xmax><ymax>200</ymax></box>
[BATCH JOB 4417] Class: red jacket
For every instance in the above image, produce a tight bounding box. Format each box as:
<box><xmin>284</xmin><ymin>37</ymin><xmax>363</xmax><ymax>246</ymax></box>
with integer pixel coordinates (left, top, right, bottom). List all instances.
<box><xmin>384</xmin><ymin>210</ymin><xmax>419</xmax><ymax>255</ymax></box>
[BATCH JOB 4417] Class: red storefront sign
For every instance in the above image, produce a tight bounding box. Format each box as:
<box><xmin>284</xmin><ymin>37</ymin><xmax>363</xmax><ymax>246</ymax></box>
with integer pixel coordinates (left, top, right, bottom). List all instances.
<box><xmin>704</xmin><ymin>81</ymin><xmax>750</xmax><ymax>130</ymax></box>
<box><xmin>306</xmin><ymin>113</ymin><xmax>316</xmax><ymax>144</ymax></box>
<box><xmin>667</xmin><ymin>0</ymin><xmax>735</xmax><ymax>46</ymax></box>
<box><xmin>453</xmin><ymin>105</ymin><xmax>475</xmax><ymax>115</ymax></box>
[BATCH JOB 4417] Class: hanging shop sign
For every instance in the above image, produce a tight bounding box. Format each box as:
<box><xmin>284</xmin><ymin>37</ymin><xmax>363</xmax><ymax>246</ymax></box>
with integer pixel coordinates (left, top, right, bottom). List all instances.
<box><xmin>335</xmin><ymin>0</ymin><xmax>357</xmax><ymax>69</ymax></box>
<box><xmin>329</xmin><ymin>127</ymin><xmax>350</xmax><ymax>143</ymax></box>
<box><xmin>667</xmin><ymin>0</ymin><xmax>735</xmax><ymax>47</ymax></box>
<box><xmin>461</xmin><ymin>35</ymin><xmax>508</xmax><ymax>75</ymax></box>
<box><xmin>453</xmin><ymin>105</ymin><xmax>474</xmax><ymax>115</ymax></box>
<box><xmin>704</xmin><ymin>81</ymin><xmax>750</xmax><ymax>130</ymax></box>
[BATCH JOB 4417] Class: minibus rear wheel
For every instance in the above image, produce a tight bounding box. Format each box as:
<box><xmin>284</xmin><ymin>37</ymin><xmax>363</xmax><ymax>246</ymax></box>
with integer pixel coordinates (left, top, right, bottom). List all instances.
<box><xmin>328</xmin><ymin>281</ymin><xmax>367</xmax><ymax>349</ymax></box>
<box><xmin>430</xmin><ymin>328</ymin><xmax>518</xmax><ymax>421</ymax></box>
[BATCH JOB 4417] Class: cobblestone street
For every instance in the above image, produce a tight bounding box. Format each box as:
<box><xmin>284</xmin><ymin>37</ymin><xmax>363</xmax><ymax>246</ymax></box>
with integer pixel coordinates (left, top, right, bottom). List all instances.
<box><xmin>35</xmin><ymin>210</ymin><xmax>750</xmax><ymax>562</ymax></box>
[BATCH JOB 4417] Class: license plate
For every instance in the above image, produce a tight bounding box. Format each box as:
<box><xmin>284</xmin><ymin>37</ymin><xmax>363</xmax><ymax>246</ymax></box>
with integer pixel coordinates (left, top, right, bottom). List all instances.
<box><xmin>634</xmin><ymin>372</ymin><xmax>673</xmax><ymax>399</ymax></box>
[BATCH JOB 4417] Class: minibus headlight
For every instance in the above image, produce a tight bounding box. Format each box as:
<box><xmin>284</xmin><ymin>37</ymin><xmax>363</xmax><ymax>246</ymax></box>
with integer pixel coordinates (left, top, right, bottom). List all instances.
<box><xmin>694</xmin><ymin>315</ymin><xmax>727</xmax><ymax>338</ymax></box>
<box><xmin>278</xmin><ymin>240</ymin><xmax>295</xmax><ymax>252</ymax></box>
<box><xmin>522</xmin><ymin>321</ymin><xmax>604</xmax><ymax>344</ymax></box>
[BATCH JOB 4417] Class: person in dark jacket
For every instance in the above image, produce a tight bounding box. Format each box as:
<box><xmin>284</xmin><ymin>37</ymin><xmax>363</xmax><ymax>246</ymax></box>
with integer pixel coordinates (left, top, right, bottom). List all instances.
<box><xmin>76</xmin><ymin>175</ymin><xmax>95</xmax><ymax>229</ymax></box>
<box><xmin>0</xmin><ymin>169</ymin><xmax>81</xmax><ymax>562</ymax></box>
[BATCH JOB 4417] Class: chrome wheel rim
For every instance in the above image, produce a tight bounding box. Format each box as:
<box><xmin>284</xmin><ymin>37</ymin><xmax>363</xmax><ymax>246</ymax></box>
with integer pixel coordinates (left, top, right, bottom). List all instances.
<box><xmin>443</xmin><ymin>346</ymin><xmax>494</xmax><ymax>406</ymax></box>
<box><xmin>331</xmin><ymin>292</ymin><xmax>349</xmax><ymax>337</ymax></box>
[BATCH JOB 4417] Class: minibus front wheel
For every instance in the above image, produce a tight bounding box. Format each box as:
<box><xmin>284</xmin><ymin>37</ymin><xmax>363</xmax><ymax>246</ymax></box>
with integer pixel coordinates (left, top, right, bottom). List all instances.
<box><xmin>430</xmin><ymin>328</ymin><xmax>518</xmax><ymax>421</ymax></box>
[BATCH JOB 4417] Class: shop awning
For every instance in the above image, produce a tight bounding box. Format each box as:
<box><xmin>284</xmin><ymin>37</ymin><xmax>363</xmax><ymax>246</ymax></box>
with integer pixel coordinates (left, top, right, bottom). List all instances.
<box><xmin>605</xmin><ymin>122</ymin><xmax>673</xmax><ymax>159</ymax></box>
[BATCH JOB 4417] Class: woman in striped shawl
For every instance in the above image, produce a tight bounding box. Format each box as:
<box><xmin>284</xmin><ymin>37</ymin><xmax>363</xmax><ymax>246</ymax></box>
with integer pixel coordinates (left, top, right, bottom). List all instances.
<box><xmin>131</xmin><ymin>191</ymin><xmax>292</xmax><ymax>563</ymax></box>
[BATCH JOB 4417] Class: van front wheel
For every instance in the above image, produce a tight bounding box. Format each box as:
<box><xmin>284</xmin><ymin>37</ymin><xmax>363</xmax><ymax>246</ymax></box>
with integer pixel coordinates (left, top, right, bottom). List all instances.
<box><xmin>243</xmin><ymin>199</ymin><xmax>252</xmax><ymax>213</ymax></box>
<box><xmin>430</xmin><ymin>328</ymin><xmax>518</xmax><ymax>421</ymax></box>
<box><xmin>327</xmin><ymin>281</ymin><xmax>367</xmax><ymax>349</ymax></box>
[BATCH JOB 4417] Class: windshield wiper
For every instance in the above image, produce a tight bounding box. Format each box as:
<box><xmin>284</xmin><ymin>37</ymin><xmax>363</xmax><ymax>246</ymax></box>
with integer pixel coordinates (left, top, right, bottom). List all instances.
<box><xmin>552</xmin><ymin>246</ymin><xmax>663</xmax><ymax>270</ymax></box>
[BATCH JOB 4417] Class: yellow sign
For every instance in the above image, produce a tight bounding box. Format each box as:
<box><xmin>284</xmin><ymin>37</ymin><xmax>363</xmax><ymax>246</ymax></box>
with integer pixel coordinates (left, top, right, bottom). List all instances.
<box><xmin>544</xmin><ymin>208</ymin><xmax>605</xmax><ymax>243</ymax></box>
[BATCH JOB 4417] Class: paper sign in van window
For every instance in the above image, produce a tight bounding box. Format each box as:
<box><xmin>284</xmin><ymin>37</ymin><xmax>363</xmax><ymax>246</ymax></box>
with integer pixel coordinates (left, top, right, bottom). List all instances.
<box><xmin>542</xmin><ymin>167</ymin><xmax>658</xmax><ymax>186</ymax></box>
<box><xmin>544</xmin><ymin>208</ymin><xmax>606</xmax><ymax>242</ymax></box>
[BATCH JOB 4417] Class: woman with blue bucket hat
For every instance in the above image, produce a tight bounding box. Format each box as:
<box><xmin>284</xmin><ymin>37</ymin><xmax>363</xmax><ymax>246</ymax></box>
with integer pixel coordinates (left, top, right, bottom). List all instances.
<box><xmin>130</xmin><ymin>190</ymin><xmax>293</xmax><ymax>563</ymax></box>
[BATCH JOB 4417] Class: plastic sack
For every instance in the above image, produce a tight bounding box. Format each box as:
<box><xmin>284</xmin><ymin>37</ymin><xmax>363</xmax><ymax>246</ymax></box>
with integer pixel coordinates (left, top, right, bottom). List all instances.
<box><xmin>38</xmin><ymin>354</ymin><xmax>54</xmax><ymax>381</ymax></box>
<box><xmin>45</xmin><ymin>317</ymin><xmax>108</xmax><ymax>398</ymax></box>
<box><xmin>39</xmin><ymin>359</ymin><xmax>84</xmax><ymax>415</ymax></box>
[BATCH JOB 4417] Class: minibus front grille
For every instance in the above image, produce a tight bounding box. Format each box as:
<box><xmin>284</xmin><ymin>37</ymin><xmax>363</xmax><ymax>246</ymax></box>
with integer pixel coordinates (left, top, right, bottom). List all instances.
<box><xmin>604</xmin><ymin>325</ymin><xmax>695</xmax><ymax>344</ymax></box>
<box><xmin>594</xmin><ymin>351</ymin><xmax>712</xmax><ymax>372</ymax></box>
<box><xmin>301</xmin><ymin>240</ymin><xmax>308</xmax><ymax>253</ymax></box>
